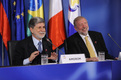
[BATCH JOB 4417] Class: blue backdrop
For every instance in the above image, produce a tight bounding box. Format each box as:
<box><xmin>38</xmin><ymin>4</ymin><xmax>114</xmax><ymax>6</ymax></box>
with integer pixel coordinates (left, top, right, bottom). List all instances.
<box><xmin>0</xmin><ymin>0</ymin><xmax>121</xmax><ymax>66</ymax></box>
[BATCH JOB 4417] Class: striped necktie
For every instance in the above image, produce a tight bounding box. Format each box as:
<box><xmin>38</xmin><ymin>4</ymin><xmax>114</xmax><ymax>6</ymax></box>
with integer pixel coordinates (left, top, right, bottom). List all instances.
<box><xmin>85</xmin><ymin>36</ymin><xmax>96</xmax><ymax>57</ymax></box>
<box><xmin>38</xmin><ymin>41</ymin><xmax>42</xmax><ymax>53</ymax></box>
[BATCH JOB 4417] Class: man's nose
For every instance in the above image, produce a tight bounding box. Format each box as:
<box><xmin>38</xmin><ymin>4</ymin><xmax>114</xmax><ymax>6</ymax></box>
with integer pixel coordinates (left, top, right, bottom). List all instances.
<box><xmin>82</xmin><ymin>24</ymin><xmax>86</xmax><ymax>27</ymax></box>
<box><xmin>40</xmin><ymin>28</ymin><xmax>45</xmax><ymax>31</ymax></box>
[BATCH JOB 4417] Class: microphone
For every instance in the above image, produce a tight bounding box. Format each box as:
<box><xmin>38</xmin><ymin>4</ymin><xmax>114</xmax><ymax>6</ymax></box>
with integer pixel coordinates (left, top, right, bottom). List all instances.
<box><xmin>46</xmin><ymin>38</ymin><xmax>65</xmax><ymax>54</ymax></box>
<box><xmin>108</xmin><ymin>33</ymin><xmax>121</xmax><ymax>50</ymax></box>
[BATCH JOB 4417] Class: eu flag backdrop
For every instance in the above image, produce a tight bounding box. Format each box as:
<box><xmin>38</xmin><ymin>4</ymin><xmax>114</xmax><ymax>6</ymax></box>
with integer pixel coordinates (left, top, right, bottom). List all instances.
<box><xmin>10</xmin><ymin>0</ymin><xmax>25</xmax><ymax>40</ymax></box>
<box><xmin>15</xmin><ymin>0</ymin><xmax>25</xmax><ymax>40</ymax></box>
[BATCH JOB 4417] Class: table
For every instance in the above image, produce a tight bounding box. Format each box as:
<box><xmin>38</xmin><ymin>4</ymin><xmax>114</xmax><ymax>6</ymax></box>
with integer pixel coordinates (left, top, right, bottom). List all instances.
<box><xmin>0</xmin><ymin>60</ymin><xmax>121</xmax><ymax>80</ymax></box>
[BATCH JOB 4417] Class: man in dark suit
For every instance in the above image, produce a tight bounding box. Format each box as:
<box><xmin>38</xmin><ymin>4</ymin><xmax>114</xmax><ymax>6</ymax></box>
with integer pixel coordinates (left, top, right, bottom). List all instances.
<box><xmin>65</xmin><ymin>16</ymin><xmax>114</xmax><ymax>62</ymax></box>
<box><xmin>13</xmin><ymin>17</ymin><xmax>57</xmax><ymax>66</ymax></box>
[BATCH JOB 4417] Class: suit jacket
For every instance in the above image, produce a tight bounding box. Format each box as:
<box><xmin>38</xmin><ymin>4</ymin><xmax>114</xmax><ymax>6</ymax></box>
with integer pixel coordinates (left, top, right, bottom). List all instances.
<box><xmin>13</xmin><ymin>36</ymin><xmax>53</xmax><ymax>66</ymax></box>
<box><xmin>65</xmin><ymin>31</ymin><xmax>114</xmax><ymax>59</ymax></box>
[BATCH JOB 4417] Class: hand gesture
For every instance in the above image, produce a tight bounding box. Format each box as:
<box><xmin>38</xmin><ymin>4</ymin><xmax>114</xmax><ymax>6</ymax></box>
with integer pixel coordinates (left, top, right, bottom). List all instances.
<box><xmin>29</xmin><ymin>51</ymin><xmax>39</xmax><ymax>62</ymax></box>
<box><xmin>48</xmin><ymin>52</ymin><xmax>58</xmax><ymax>60</ymax></box>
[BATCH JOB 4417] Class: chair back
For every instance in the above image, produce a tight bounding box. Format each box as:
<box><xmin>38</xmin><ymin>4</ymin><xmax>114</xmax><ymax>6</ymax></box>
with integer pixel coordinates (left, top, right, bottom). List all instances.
<box><xmin>8</xmin><ymin>41</ymin><xmax>18</xmax><ymax>66</ymax></box>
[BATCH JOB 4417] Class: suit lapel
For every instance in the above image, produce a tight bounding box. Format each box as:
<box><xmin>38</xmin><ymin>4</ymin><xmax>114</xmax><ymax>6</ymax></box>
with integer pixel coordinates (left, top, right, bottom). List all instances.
<box><xmin>42</xmin><ymin>38</ymin><xmax>50</xmax><ymax>55</ymax></box>
<box><xmin>89</xmin><ymin>31</ymin><xmax>98</xmax><ymax>53</ymax></box>
<box><xmin>27</xmin><ymin>36</ymin><xmax>38</xmax><ymax>55</ymax></box>
<box><xmin>42</xmin><ymin>39</ymin><xmax>47</xmax><ymax>54</ymax></box>
<box><xmin>76</xmin><ymin>33</ymin><xmax>86</xmax><ymax>50</ymax></box>
<box><xmin>75</xmin><ymin>33</ymin><xmax>90</xmax><ymax>56</ymax></box>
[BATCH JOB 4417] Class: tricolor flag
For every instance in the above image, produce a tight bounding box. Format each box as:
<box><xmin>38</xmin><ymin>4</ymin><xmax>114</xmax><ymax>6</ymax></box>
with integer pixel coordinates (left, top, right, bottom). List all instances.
<box><xmin>68</xmin><ymin>0</ymin><xmax>81</xmax><ymax>36</ymax></box>
<box><xmin>48</xmin><ymin>0</ymin><xmax>66</xmax><ymax>50</ymax></box>
<box><xmin>0</xmin><ymin>0</ymin><xmax>11</xmax><ymax>50</ymax></box>
<box><xmin>27</xmin><ymin>0</ymin><xmax>44</xmax><ymax>36</ymax></box>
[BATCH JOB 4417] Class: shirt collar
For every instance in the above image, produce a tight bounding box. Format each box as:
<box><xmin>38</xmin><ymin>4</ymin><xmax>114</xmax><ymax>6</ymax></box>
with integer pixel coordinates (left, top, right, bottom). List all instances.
<box><xmin>79</xmin><ymin>33</ymin><xmax>89</xmax><ymax>39</ymax></box>
<box><xmin>32</xmin><ymin>36</ymin><xmax>42</xmax><ymax>46</ymax></box>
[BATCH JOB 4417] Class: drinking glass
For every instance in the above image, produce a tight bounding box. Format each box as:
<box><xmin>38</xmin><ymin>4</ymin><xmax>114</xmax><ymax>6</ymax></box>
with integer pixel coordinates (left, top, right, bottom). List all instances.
<box><xmin>41</xmin><ymin>54</ymin><xmax>48</xmax><ymax>65</ymax></box>
<box><xmin>98</xmin><ymin>51</ymin><xmax>105</xmax><ymax>61</ymax></box>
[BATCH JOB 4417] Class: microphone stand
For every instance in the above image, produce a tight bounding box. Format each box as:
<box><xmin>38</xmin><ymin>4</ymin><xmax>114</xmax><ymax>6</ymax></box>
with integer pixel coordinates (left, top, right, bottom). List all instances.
<box><xmin>108</xmin><ymin>33</ymin><xmax>121</xmax><ymax>50</ymax></box>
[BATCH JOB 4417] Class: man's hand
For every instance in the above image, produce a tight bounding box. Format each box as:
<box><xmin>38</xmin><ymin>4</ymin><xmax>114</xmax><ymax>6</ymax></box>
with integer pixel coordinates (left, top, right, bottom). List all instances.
<box><xmin>114</xmin><ymin>57</ymin><xmax>118</xmax><ymax>60</ymax></box>
<box><xmin>48</xmin><ymin>52</ymin><xmax>58</xmax><ymax>60</ymax></box>
<box><xmin>86</xmin><ymin>57</ymin><xmax>99</xmax><ymax>62</ymax></box>
<box><xmin>29</xmin><ymin>51</ymin><xmax>39</xmax><ymax>62</ymax></box>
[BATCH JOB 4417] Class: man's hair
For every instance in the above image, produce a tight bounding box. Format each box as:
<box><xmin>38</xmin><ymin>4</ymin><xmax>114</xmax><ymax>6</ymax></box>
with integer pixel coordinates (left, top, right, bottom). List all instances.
<box><xmin>28</xmin><ymin>17</ymin><xmax>45</xmax><ymax>28</ymax></box>
<box><xmin>74</xmin><ymin>16</ymin><xmax>86</xmax><ymax>27</ymax></box>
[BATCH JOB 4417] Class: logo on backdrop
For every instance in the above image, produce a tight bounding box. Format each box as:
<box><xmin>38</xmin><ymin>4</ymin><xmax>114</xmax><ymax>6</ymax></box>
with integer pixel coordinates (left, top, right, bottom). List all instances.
<box><xmin>69</xmin><ymin>0</ymin><xmax>80</xmax><ymax>12</ymax></box>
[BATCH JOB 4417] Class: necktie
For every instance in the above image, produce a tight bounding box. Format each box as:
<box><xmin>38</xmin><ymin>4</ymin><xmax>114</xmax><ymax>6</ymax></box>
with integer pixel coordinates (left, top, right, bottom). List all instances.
<box><xmin>38</xmin><ymin>41</ymin><xmax>42</xmax><ymax>53</ymax></box>
<box><xmin>85</xmin><ymin>36</ymin><xmax>96</xmax><ymax>57</ymax></box>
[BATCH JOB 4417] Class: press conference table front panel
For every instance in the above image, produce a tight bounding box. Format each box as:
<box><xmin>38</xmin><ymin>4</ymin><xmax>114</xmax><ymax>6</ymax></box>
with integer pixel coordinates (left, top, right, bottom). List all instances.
<box><xmin>0</xmin><ymin>60</ymin><xmax>121</xmax><ymax>80</ymax></box>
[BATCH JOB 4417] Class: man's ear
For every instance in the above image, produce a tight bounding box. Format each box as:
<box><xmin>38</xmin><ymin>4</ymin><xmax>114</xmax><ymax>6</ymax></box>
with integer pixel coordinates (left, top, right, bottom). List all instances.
<box><xmin>74</xmin><ymin>27</ymin><xmax>77</xmax><ymax>31</ymax></box>
<box><xmin>29</xmin><ymin>27</ymin><xmax>33</xmax><ymax>34</ymax></box>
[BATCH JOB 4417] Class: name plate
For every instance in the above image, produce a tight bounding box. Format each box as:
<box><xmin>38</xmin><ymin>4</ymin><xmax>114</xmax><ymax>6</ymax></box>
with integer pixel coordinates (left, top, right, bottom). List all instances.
<box><xmin>59</xmin><ymin>54</ymin><xmax>86</xmax><ymax>64</ymax></box>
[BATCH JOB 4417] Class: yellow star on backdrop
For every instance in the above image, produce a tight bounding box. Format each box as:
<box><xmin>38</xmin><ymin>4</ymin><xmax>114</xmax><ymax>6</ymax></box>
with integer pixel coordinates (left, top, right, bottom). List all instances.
<box><xmin>21</xmin><ymin>12</ymin><xmax>24</xmax><ymax>17</ymax></box>
<box><xmin>16</xmin><ymin>15</ymin><xmax>20</xmax><ymax>20</ymax></box>
<box><xmin>13</xmin><ymin>1</ymin><xmax>16</xmax><ymax>6</ymax></box>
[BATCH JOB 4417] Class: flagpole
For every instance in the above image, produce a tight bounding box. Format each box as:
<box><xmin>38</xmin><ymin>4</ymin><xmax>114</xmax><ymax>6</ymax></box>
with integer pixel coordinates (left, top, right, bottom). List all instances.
<box><xmin>2</xmin><ymin>40</ymin><xmax>4</xmax><ymax>66</ymax></box>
